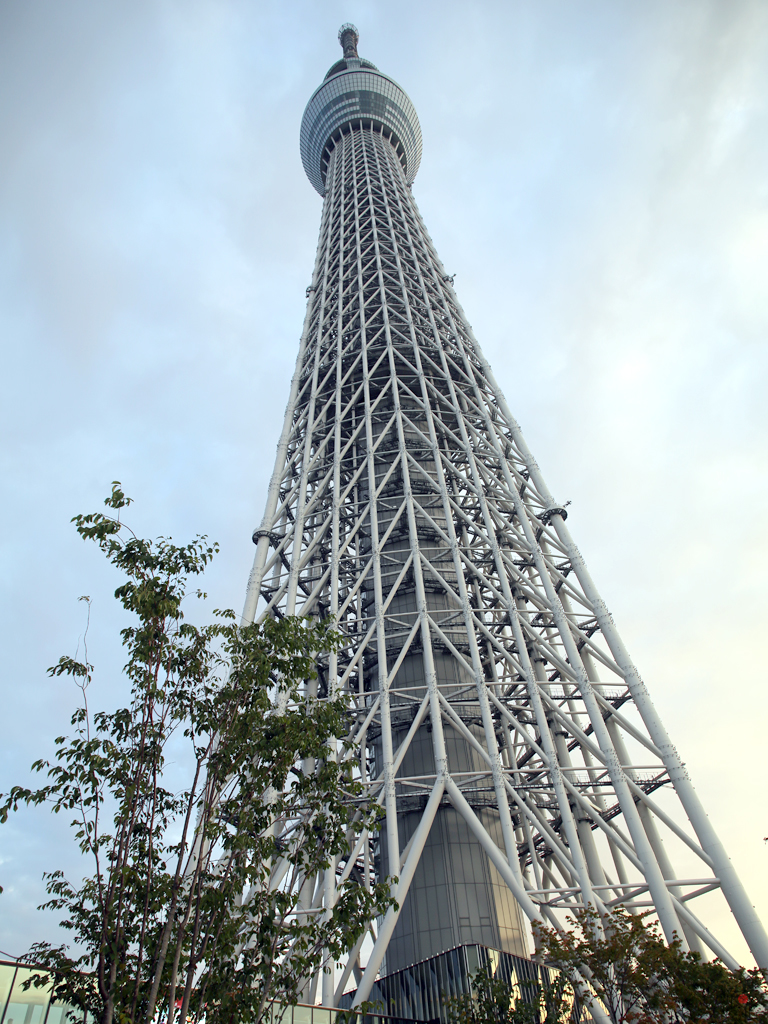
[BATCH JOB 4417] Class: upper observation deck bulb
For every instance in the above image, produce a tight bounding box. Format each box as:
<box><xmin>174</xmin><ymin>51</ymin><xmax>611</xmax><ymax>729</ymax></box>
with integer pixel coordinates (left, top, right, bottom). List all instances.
<box><xmin>338</xmin><ymin>23</ymin><xmax>359</xmax><ymax>58</ymax></box>
<box><xmin>300</xmin><ymin>24</ymin><xmax>422</xmax><ymax>195</ymax></box>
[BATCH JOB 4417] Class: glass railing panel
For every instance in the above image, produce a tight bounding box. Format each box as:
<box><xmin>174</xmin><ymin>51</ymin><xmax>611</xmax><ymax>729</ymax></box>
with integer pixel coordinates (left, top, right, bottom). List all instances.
<box><xmin>0</xmin><ymin>965</ymin><xmax>18</xmax><ymax>1024</ymax></box>
<box><xmin>276</xmin><ymin>1002</ymin><xmax>295</xmax><ymax>1024</ymax></box>
<box><xmin>2</xmin><ymin>968</ymin><xmax>50</xmax><ymax>1024</ymax></box>
<box><xmin>44</xmin><ymin>1006</ymin><xmax>70</xmax><ymax>1024</ymax></box>
<box><xmin>293</xmin><ymin>1006</ymin><xmax>311</xmax><ymax>1024</ymax></box>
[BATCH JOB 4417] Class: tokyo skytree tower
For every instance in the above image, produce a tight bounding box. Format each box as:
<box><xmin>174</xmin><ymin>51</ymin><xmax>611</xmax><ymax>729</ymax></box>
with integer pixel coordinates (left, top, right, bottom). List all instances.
<box><xmin>242</xmin><ymin>24</ymin><xmax>767</xmax><ymax>1010</ymax></box>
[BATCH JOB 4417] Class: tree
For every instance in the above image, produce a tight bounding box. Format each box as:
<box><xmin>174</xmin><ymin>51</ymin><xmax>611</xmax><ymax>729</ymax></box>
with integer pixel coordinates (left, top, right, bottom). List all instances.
<box><xmin>534</xmin><ymin>907</ymin><xmax>768</xmax><ymax>1024</ymax></box>
<box><xmin>443</xmin><ymin>958</ymin><xmax>575</xmax><ymax>1024</ymax></box>
<box><xmin>1</xmin><ymin>483</ymin><xmax>393</xmax><ymax>1024</ymax></box>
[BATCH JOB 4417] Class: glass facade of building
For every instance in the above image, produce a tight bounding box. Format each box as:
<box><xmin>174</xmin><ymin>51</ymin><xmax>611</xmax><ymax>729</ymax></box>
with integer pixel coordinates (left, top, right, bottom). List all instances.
<box><xmin>340</xmin><ymin>945</ymin><xmax>592</xmax><ymax>1024</ymax></box>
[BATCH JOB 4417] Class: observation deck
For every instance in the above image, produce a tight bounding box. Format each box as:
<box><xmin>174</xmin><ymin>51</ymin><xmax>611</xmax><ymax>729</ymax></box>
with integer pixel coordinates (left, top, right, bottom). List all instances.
<box><xmin>300</xmin><ymin>24</ymin><xmax>422</xmax><ymax>196</ymax></box>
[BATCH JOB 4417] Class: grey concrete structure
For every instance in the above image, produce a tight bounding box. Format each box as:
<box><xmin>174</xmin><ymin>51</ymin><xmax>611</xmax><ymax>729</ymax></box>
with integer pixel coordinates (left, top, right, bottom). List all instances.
<box><xmin>243</xmin><ymin>25</ymin><xmax>768</xmax><ymax>1009</ymax></box>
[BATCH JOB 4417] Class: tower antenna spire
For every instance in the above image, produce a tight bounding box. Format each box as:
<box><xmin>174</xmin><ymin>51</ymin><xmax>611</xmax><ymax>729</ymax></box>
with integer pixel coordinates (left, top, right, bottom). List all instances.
<box><xmin>338</xmin><ymin>22</ymin><xmax>359</xmax><ymax>58</ymax></box>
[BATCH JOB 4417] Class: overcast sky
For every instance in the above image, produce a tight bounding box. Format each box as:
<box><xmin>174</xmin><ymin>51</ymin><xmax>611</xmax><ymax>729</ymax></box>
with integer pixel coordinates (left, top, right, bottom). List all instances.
<box><xmin>1</xmin><ymin>0</ymin><xmax>767</xmax><ymax>968</ymax></box>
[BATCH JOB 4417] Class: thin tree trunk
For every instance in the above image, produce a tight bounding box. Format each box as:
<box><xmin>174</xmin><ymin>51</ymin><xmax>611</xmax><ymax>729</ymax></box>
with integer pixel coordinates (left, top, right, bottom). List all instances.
<box><xmin>166</xmin><ymin>799</ymin><xmax>214</xmax><ymax>1024</ymax></box>
<box><xmin>101</xmin><ymin>955</ymin><xmax>119</xmax><ymax>1024</ymax></box>
<box><xmin>144</xmin><ymin>758</ymin><xmax>205</xmax><ymax>1024</ymax></box>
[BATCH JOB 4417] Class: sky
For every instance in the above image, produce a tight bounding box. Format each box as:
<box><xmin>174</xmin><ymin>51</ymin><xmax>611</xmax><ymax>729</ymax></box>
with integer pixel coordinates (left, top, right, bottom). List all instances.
<box><xmin>1</xmin><ymin>0</ymin><xmax>767</xmax><ymax>969</ymax></box>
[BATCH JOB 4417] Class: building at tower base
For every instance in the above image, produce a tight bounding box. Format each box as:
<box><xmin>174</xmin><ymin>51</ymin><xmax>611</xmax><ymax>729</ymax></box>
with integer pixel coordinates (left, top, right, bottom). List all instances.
<box><xmin>340</xmin><ymin>945</ymin><xmax>593</xmax><ymax>1024</ymax></box>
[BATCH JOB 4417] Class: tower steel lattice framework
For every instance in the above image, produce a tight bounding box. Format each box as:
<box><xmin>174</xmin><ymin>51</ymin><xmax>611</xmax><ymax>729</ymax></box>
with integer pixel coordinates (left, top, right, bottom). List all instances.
<box><xmin>242</xmin><ymin>25</ymin><xmax>768</xmax><ymax>1009</ymax></box>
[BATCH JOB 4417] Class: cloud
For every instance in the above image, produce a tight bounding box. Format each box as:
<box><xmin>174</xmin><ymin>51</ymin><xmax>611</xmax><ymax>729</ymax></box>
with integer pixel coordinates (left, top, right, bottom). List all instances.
<box><xmin>1</xmin><ymin>0</ymin><xmax>767</xmax><ymax>967</ymax></box>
